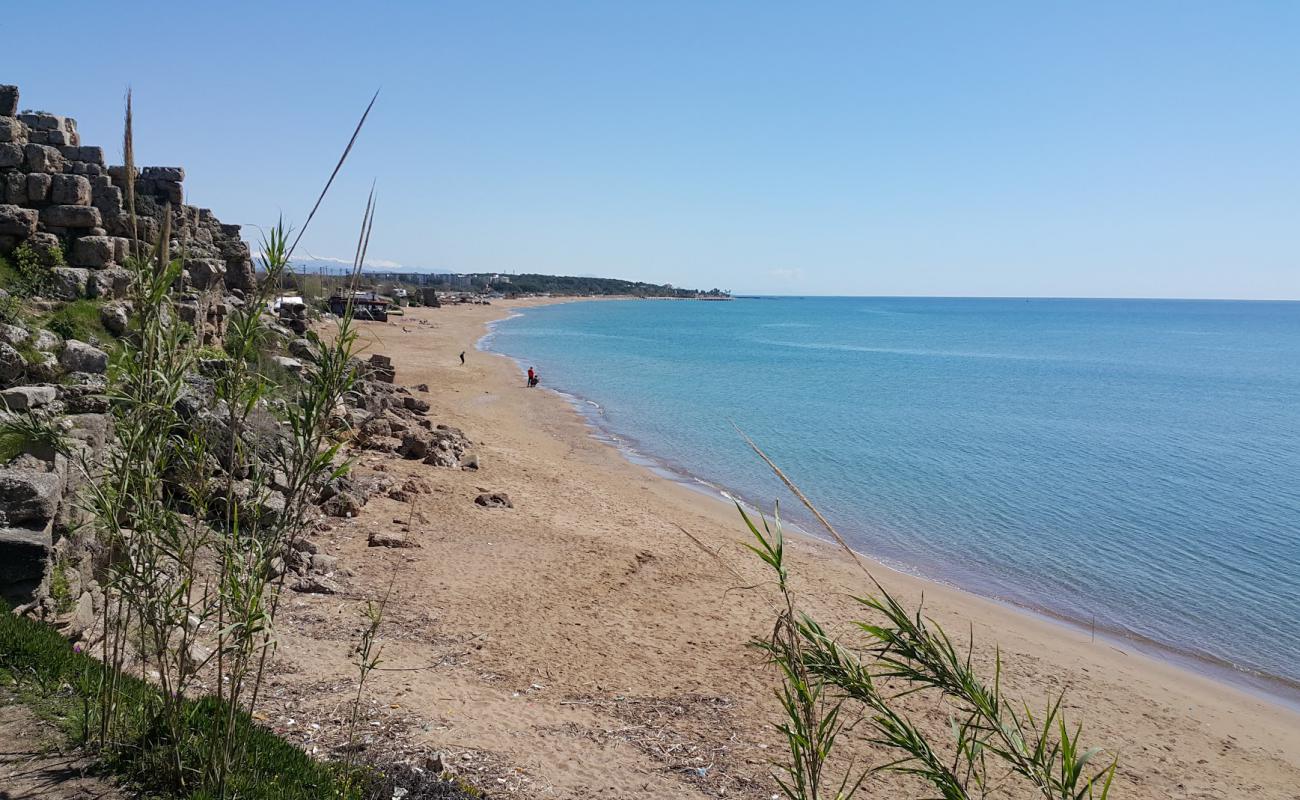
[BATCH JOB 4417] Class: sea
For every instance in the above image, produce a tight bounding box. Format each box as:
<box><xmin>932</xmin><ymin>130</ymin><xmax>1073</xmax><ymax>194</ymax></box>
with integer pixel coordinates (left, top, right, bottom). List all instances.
<box><xmin>482</xmin><ymin>296</ymin><xmax>1300</xmax><ymax>699</ymax></box>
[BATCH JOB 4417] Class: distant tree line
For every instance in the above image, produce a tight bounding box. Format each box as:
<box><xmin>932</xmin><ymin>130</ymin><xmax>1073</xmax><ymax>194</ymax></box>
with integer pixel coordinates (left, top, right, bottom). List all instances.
<box><xmin>485</xmin><ymin>273</ymin><xmax>729</xmax><ymax>297</ymax></box>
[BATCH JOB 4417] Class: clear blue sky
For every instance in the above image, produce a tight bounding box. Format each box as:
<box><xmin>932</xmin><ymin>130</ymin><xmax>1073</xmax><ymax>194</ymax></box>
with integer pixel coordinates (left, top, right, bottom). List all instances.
<box><xmin>4</xmin><ymin>2</ymin><xmax>1297</xmax><ymax>298</ymax></box>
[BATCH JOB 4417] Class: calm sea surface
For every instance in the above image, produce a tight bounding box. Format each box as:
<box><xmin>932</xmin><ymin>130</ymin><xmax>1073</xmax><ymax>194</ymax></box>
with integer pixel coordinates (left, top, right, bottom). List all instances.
<box><xmin>484</xmin><ymin>297</ymin><xmax>1300</xmax><ymax>692</ymax></box>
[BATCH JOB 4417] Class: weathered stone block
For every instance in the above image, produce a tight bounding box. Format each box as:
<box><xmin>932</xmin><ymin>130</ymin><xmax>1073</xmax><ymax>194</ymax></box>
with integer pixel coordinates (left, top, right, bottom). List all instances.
<box><xmin>159</xmin><ymin>180</ymin><xmax>184</xmax><ymax>205</ymax></box>
<box><xmin>0</xmin><ymin>141</ymin><xmax>22</xmax><ymax>168</ymax></box>
<box><xmin>0</xmin><ymin>117</ymin><xmax>25</xmax><ymax>144</ymax></box>
<box><xmin>0</xmin><ymin>204</ymin><xmax>38</xmax><ymax>236</ymax></box>
<box><xmin>26</xmin><ymin>173</ymin><xmax>52</xmax><ymax>202</ymax></box>
<box><xmin>142</xmin><ymin>166</ymin><xmax>184</xmax><ymax>182</ymax></box>
<box><xmin>49</xmin><ymin>175</ymin><xmax>91</xmax><ymax>206</ymax></box>
<box><xmin>3</xmin><ymin>174</ymin><xmax>27</xmax><ymax>205</ymax></box>
<box><xmin>40</xmin><ymin>204</ymin><xmax>100</xmax><ymax>228</ymax></box>
<box><xmin>0</xmin><ymin>342</ymin><xmax>24</xmax><ymax>383</ymax></box>
<box><xmin>89</xmin><ymin>266</ymin><xmax>132</xmax><ymax>300</ymax></box>
<box><xmin>18</xmin><ymin>112</ymin><xmax>63</xmax><ymax>131</ymax></box>
<box><xmin>78</xmin><ymin>146</ymin><xmax>104</xmax><ymax>165</ymax></box>
<box><xmin>0</xmin><ymin>469</ymin><xmax>61</xmax><ymax>526</ymax></box>
<box><xmin>60</xmin><ymin>340</ymin><xmax>108</xmax><ymax>374</ymax></box>
<box><xmin>185</xmin><ymin>258</ymin><xmax>225</xmax><ymax>290</ymax></box>
<box><xmin>42</xmin><ymin>129</ymin><xmax>70</xmax><ymax>146</ymax></box>
<box><xmin>0</xmin><ymin>385</ymin><xmax>56</xmax><ymax>410</ymax></box>
<box><xmin>48</xmin><ymin>267</ymin><xmax>91</xmax><ymax>300</ymax></box>
<box><xmin>50</xmin><ymin>174</ymin><xmax>92</xmax><ymax>205</ymax></box>
<box><xmin>70</xmin><ymin>235</ymin><xmax>117</xmax><ymax>267</ymax></box>
<box><xmin>0</xmin><ymin>85</ymin><xmax>17</xmax><ymax>117</ymax></box>
<box><xmin>112</xmin><ymin>237</ymin><xmax>129</xmax><ymax>263</ymax></box>
<box><xmin>23</xmin><ymin>142</ymin><xmax>64</xmax><ymax>173</ymax></box>
<box><xmin>0</xmin><ymin>527</ymin><xmax>51</xmax><ymax>604</ymax></box>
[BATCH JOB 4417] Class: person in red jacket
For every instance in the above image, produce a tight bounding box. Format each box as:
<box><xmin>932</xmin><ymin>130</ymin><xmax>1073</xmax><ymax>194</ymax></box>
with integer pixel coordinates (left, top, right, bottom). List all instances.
<box><xmin>527</xmin><ymin>366</ymin><xmax>535</xmax><ymax>387</ymax></box>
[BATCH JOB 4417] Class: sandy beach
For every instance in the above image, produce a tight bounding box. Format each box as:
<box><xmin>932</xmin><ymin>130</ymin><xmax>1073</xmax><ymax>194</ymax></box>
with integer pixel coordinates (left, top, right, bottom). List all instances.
<box><xmin>268</xmin><ymin>298</ymin><xmax>1300</xmax><ymax>799</ymax></box>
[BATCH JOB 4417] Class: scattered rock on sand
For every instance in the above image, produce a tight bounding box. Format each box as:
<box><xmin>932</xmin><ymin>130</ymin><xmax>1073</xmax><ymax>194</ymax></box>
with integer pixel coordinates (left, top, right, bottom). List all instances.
<box><xmin>291</xmin><ymin>575</ymin><xmax>341</xmax><ymax>594</ymax></box>
<box><xmin>474</xmin><ymin>492</ymin><xmax>512</xmax><ymax>509</ymax></box>
<box><xmin>369</xmin><ymin>529</ymin><xmax>418</xmax><ymax>548</ymax></box>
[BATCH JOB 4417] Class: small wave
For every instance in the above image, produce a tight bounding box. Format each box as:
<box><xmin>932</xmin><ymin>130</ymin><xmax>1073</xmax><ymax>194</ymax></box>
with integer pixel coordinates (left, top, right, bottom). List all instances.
<box><xmin>753</xmin><ymin>338</ymin><xmax>1053</xmax><ymax>362</ymax></box>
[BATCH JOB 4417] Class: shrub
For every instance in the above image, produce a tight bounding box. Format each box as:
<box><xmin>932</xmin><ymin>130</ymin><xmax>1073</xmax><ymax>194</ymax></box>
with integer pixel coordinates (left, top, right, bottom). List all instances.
<box><xmin>10</xmin><ymin>240</ymin><xmax>65</xmax><ymax>297</ymax></box>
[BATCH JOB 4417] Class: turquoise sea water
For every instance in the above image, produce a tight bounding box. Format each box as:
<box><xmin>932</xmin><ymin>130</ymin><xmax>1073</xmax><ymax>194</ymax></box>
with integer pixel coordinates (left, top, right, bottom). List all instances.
<box><xmin>484</xmin><ymin>297</ymin><xmax>1300</xmax><ymax>694</ymax></box>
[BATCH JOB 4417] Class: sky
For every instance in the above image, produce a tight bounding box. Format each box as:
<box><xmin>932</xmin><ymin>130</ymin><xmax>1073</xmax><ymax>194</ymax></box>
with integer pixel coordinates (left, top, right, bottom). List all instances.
<box><xmin>3</xmin><ymin>2</ymin><xmax>1298</xmax><ymax>299</ymax></box>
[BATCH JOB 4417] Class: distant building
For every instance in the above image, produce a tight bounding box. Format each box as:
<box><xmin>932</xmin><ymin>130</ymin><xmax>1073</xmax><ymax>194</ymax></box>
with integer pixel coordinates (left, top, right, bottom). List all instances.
<box><xmin>329</xmin><ymin>291</ymin><xmax>390</xmax><ymax>322</ymax></box>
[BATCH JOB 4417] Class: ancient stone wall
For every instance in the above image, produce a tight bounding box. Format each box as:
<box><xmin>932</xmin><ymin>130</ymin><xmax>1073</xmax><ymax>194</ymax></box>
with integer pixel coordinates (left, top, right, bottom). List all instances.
<box><xmin>0</xmin><ymin>83</ymin><xmax>256</xmax><ymax>312</ymax></box>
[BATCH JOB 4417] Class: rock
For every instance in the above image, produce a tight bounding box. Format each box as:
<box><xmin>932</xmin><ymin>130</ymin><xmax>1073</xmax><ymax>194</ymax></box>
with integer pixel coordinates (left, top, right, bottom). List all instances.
<box><xmin>321</xmin><ymin>491</ymin><xmax>363</xmax><ymax>518</ymax></box>
<box><xmin>70</xmin><ymin>235</ymin><xmax>117</xmax><ymax>268</ymax></box>
<box><xmin>0</xmin><ymin>469</ymin><xmax>62</xmax><ymax>526</ymax></box>
<box><xmin>0</xmin><ymin>142</ymin><xmax>22</xmax><ymax>169</ymax></box>
<box><xmin>23</xmin><ymin>351</ymin><xmax>58</xmax><ymax>383</ymax></box>
<box><xmin>0</xmin><ymin>324</ymin><xmax>29</xmax><ymax>347</ymax></box>
<box><xmin>0</xmin><ymin>117</ymin><xmax>25</xmax><ymax>145</ymax></box>
<box><xmin>0</xmin><ymin>527</ymin><xmax>51</xmax><ymax>603</ymax></box>
<box><xmin>26</xmin><ymin>172</ymin><xmax>51</xmax><ymax>202</ymax></box>
<box><xmin>290</xmin><ymin>575</ymin><xmax>341</xmax><ymax>594</ymax></box>
<box><xmin>415</xmin><ymin>383</ymin><xmax>429</xmax><ymax>392</ymax></box>
<box><xmin>0</xmin><ymin>342</ymin><xmax>25</xmax><ymax>383</ymax></box>
<box><xmin>50</xmin><ymin>174</ymin><xmax>91</xmax><ymax>205</ymax></box>
<box><xmin>272</xmin><ymin>355</ymin><xmax>304</xmax><ymax>374</ymax></box>
<box><xmin>89</xmin><ymin>266</ymin><xmax>132</xmax><ymax>300</ymax></box>
<box><xmin>288</xmin><ymin>338</ymin><xmax>312</xmax><ymax>359</ymax></box>
<box><xmin>100</xmin><ymin>302</ymin><xmax>129</xmax><ymax>336</ymax></box>
<box><xmin>48</xmin><ymin>266</ymin><xmax>91</xmax><ymax>300</ymax></box>
<box><xmin>367</xmin><ymin>354</ymin><xmax>395</xmax><ymax>383</ymax></box>
<box><xmin>23</xmin><ymin>143</ymin><xmax>64</xmax><ymax>173</ymax></box>
<box><xmin>30</xmin><ymin>329</ymin><xmax>60</xmax><ymax>352</ymax></box>
<box><xmin>368</xmin><ymin>529</ymin><xmax>418</xmax><ymax>549</ymax></box>
<box><xmin>3</xmin><ymin>173</ymin><xmax>27</xmax><ymax>205</ymax></box>
<box><xmin>64</xmin><ymin>591</ymin><xmax>96</xmax><ymax>639</ymax></box>
<box><xmin>41</xmin><ymin>204</ymin><xmax>101</xmax><ymax>229</ymax></box>
<box><xmin>310</xmin><ymin>553</ymin><xmax>339</xmax><ymax>573</ymax></box>
<box><xmin>0</xmin><ymin>85</ymin><xmax>17</xmax><ymax>117</ymax></box>
<box><xmin>398</xmin><ymin>432</ymin><xmax>431</xmax><ymax>460</ymax></box>
<box><xmin>402</xmin><ymin>396</ymin><xmax>431</xmax><ymax>414</ymax></box>
<box><xmin>474</xmin><ymin>492</ymin><xmax>512</xmax><ymax>509</ymax></box>
<box><xmin>59</xmin><ymin>340</ymin><xmax>108</xmax><ymax>374</ymax></box>
<box><xmin>141</xmin><ymin>166</ymin><xmax>184</xmax><ymax>182</ymax></box>
<box><xmin>291</xmin><ymin>537</ymin><xmax>319</xmax><ymax>555</ymax></box>
<box><xmin>461</xmin><ymin>453</ymin><xmax>480</xmax><ymax>471</ymax></box>
<box><xmin>360</xmin><ymin>435</ymin><xmax>401</xmax><ymax>453</ymax></box>
<box><xmin>0</xmin><ymin>204</ymin><xmax>38</xmax><ymax>237</ymax></box>
<box><xmin>0</xmin><ymin>386</ymin><xmax>56</xmax><ymax>410</ymax></box>
<box><xmin>185</xmin><ymin>258</ymin><xmax>225</xmax><ymax>291</ymax></box>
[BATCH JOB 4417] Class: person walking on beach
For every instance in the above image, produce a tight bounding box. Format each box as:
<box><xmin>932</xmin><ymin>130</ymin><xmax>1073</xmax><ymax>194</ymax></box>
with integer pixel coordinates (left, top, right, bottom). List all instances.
<box><xmin>459</xmin><ymin>350</ymin><xmax>465</xmax><ymax>365</ymax></box>
<box><xmin>527</xmin><ymin>366</ymin><xmax>535</xmax><ymax>387</ymax></box>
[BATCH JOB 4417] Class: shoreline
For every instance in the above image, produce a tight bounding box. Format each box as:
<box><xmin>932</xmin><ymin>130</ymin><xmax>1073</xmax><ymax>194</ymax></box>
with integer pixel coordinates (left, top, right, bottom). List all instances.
<box><xmin>277</xmin><ymin>297</ymin><xmax>1300</xmax><ymax>798</ymax></box>
<box><xmin>483</xmin><ymin>297</ymin><xmax>1300</xmax><ymax>710</ymax></box>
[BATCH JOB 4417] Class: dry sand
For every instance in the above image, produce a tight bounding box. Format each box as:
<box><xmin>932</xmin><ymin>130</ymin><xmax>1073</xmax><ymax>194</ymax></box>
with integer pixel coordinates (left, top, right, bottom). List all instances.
<box><xmin>270</xmin><ymin>298</ymin><xmax>1300</xmax><ymax>799</ymax></box>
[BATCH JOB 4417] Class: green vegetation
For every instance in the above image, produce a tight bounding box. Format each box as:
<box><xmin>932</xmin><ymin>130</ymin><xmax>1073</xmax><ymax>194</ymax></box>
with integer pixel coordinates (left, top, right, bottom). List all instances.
<box><xmin>40</xmin><ymin>298</ymin><xmax>110</xmax><ymax>344</ymax></box>
<box><xmin>484</xmin><ymin>273</ymin><xmax>729</xmax><ymax>297</ymax></box>
<box><xmin>5</xmin><ymin>239</ymin><xmax>66</xmax><ymax>297</ymax></box>
<box><xmin>732</xmin><ymin>438</ymin><xmax>1117</xmax><ymax>799</ymax></box>
<box><xmin>0</xmin><ymin>599</ymin><xmax>356</xmax><ymax>799</ymax></box>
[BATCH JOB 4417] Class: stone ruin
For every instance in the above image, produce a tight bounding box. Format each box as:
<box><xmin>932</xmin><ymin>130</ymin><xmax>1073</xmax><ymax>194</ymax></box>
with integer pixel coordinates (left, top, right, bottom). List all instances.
<box><xmin>0</xmin><ymin>82</ymin><xmax>256</xmax><ymax>343</ymax></box>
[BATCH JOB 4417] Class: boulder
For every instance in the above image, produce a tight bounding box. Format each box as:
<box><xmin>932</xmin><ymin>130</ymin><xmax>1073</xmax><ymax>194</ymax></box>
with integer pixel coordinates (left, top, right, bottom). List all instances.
<box><xmin>0</xmin><ymin>142</ymin><xmax>21</xmax><ymax>169</ymax></box>
<box><xmin>89</xmin><ymin>266</ymin><xmax>132</xmax><ymax>300</ymax></box>
<box><xmin>99</xmin><ymin>303</ymin><xmax>129</xmax><ymax>336</ymax></box>
<box><xmin>0</xmin><ymin>85</ymin><xmax>17</xmax><ymax>117</ymax></box>
<box><xmin>0</xmin><ymin>469</ymin><xmax>62</xmax><ymax>526</ymax></box>
<box><xmin>0</xmin><ymin>323</ymin><xmax>29</xmax><ymax>347</ymax></box>
<box><xmin>367</xmin><ymin>354</ymin><xmax>395</xmax><ymax>383</ymax></box>
<box><xmin>271</xmin><ymin>355</ymin><xmax>303</xmax><ymax>375</ymax></box>
<box><xmin>288</xmin><ymin>338</ymin><xmax>312</xmax><ymax>359</ymax></box>
<box><xmin>368</xmin><ymin>529</ymin><xmax>419</xmax><ymax>549</ymax></box>
<box><xmin>70</xmin><ymin>235</ymin><xmax>117</xmax><ymax>267</ymax></box>
<box><xmin>474</xmin><ymin>492</ymin><xmax>512</xmax><ymax>509</ymax></box>
<box><xmin>48</xmin><ymin>267</ymin><xmax>90</xmax><ymax>300</ymax></box>
<box><xmin>30</xmin><ymin>329</ymin><xmax>60</xmax><ymax>352</ymax></box>
<box><xmin>402</xmin><ymin>395</ymin><xmax>431</xmax><ymax>414</ymax></box>
<box><xmin>398</xmin><ymin>431</ymin><xmax>431</xmax><ymax>460</ymax></box>
<box><xmin>321</xmin><ymin>491</ymin><xmax>363</xmax><ymax>518</ymax></box>
<box><xmin>3</xmin><ymin>173</ymin><xmax>27</xmax><ymax>205</ymax></box>
<box><xmin>41</xmin><ymin>204</ymin><xmax>101</xmax><ymax>229</ymax></box>
<box><xmin>0</xmin><ymin>117</ymin><xmax>25</xmax><ymax>144</ymax></box>
<box><xmin>0</xmin><ymin>527</ymin><xmax>50</xmax><ymax>604</ymax></box>
<box><xmin>290</xmin><ymin>575</ymin><xmax>341</xmax><ymax>594</ymax></box>
<box><xmin>26</xmin><ymin>172</ymin><xmax>51</xmax><ymax>202</ymax></box>
<box><xmin>23</xmin><ymin>143</ymin><xmax>64</xmax><ymax>173</ymax></box>
<box><xmin>0</xmin><ymin>204</ymin><xmax>38</xmax><ymax>237</ymax></box>
<box><xmin>185</xmin><ymin>258</ymin><xmax>225</xmax><ymax>290</ymax></box>
<box><xmin>59</xmin><ymin>340</ymin><xmax>108</xmax><ymax>374</ymax></box>
<box><xmin>23</xmin><ymin>351</ymin><xmax>59</xmax><ymax>383</ymax></box>
<box><xmin>0</xmin><ymin>342</ymin><xmax>25</xmax><ymax>383</ymax></box>
<box><xmin>0</xmin><ymin>386</ymin><xmax>56</xmax><ymax>410</ymax></box>
<box><xmin>50</xmin><ymin>174</ymin><xmax>91</xmax><ymax>205</ymax></box>
<box><xmin>141</xmin><ymin>166</ymin><xmax>184</xmax><ymax>182</ymax></box>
